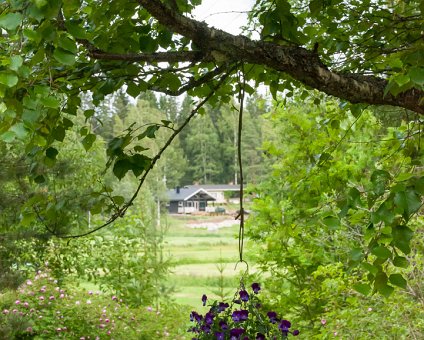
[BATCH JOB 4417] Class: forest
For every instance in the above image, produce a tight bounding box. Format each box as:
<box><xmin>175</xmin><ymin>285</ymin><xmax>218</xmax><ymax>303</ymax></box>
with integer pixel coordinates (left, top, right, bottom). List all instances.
<box><xmin>0</xmin><ymin>0</ymin><xmax>424</xmax><ymax>339</ymax></box>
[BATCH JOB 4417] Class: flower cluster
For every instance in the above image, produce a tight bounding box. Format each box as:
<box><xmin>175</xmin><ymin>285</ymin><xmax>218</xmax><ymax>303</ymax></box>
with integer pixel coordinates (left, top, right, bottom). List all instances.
<box><xmin>189</xmin><ymin>283</ymin><xmax>299</xmax><ymax>339</ymax></box>
<box><xmin>0</xmin><ymin>269</ymin><xmax>144</xmax><ymax>338</ymax></box>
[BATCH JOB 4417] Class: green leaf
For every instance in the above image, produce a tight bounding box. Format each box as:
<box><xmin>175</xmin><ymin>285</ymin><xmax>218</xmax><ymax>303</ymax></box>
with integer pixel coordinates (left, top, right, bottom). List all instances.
<box><xmin>130</xmin><ymin>154</ymin><xmax>151</xmax><ymax>177</ymax></box>
<box><xmin>377</xmin><ymin>283</ymin><xmax>394</xmax><ymax>297</ymax></box>
<box><xmin>371</xmin><ymin>245</ymin><xmax>392</xmax><ymax>260</ymax></box>
<box><xmin>46</xmin><ymin>147</ymin><xmax>59</xmax><ymax>160</ymax></box>
<box><xmin>0</xmin><ymin>71</ymin><xmax>18</xmax><ymax>87</ymax></box>
<box><xmin>371</xmin><ymin>169</ymin><xmax>391</xmax><ymax>196</ymax></box>
<box><xmin>374</xmin><ymin>272</ymin><xmax>394</xmax><ymax>297</ymax></box>
<box><xmin>0</xmin><ymin>13</ymin><xmax>23</xmax><ymax>31</ymax></box>
<box><xmin>389</xmin><ymin>274</ymin><xmax>407</xmax><ymax>289</ymax></box>
<box><xmin>309</xmin><ymin>0</ymin><xmax>322</xmax><ymax>16</ymax></box>
<box><xmin>393</xmin><ymin>74</ymin><xmax>410</xmax><ymax>87</ymax></box>
<box><xmin>322</xmin><ymin>216</ymin><xmax>339</xmax><ymax>230</ymax></box>
<box><xmin>138</xmin><ymin>125</ymin><xmax>160</xmax><ymax>139</ymax></box>
<box><xmin>53</xmin><ymin>48</ymin><xmax>76</xmax><ymax>66</ymax></box>
<box><xmin>41</xmin><ymin>96</ymin><xmax>61</xmax><ymax>108</ymax></box>
<box><xmin>112</xmin><ymin>195</ymin><xmax>125</xmax><ymax>206</ymax></box>
<box><xmin>349</xmin><ymin>248</ymin><xmax>363</xmax><ymax>262</ymax></box>
<box><xmin>59</xmin><ymin>36</ymin><xmax>78</xmax><ymax>54</ymax></box>
<box><xmin>392</xmin><ymin>225</ymin><xmax>414</xmax><ymax>255</ymax></box>
<box><xmin>34</xmin><ymin>0</ymin><xmax>48</xmax><ymax>8</ymax></box>
<box><xmin>113</xmin><ymin>158</ymin><xmax>133</xmax><ymax>180</ymax></box>
<box><xmin>52</xmin><ymin>126</ymin><xmax>66</xmax><ymax>142</ymax></box>
<box><xmin>0</xmin><ymin>131</ymin><xmax>15</xmax><ymax>142</ymax></box>
<box><xmin>392</xmin><ymin>256</ymin><xmax>408</xmax><ymax>268</ymax></box>
<box><xmin>361</xmin><ymin>262</ymin><xmax>378</xmax><ymax>275</ymax></box>
<box><xmin>9</xmin><ymin>55</ymin><xmax>23</xmax><ymax>71</ymax></box>
<box><xmin>62</xmin><ymin>0</ymin><xmax>81</xmax><ymax>18</ymax></box>
<box><xmin>82</xmin><ymin>133</ymin><xmax>96</xmax><ymax>151</ymax></box>
<box><xmin>127</xmin><ymin>81</ymin><xmax>141</xmax><ymax>98</ymax></box>
<box><xmin>10</xmin><ymin>123</ymin><xmax>27</xmax><ymax>139</ymax></box>
<box><xmin>353</xmin><ymin>283</ymin><xmax>371</xmax><ymax>296</ymax></box>
<box><xmin>409</xmin><ymin>67</ymin><xmax>424</xmax><ymax>86</ymax></box>
<box><xmin>34</xmin><ymin>175</ymin><xmax>46</xmax><ymax>184</ymax></box>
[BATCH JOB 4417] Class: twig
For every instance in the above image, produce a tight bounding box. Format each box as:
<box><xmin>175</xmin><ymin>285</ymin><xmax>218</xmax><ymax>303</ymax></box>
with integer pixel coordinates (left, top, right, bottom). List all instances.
<box><xmin>51</xmin><ymin>64</ymin><xmax>237</xmax><ymax>238</ymax></box>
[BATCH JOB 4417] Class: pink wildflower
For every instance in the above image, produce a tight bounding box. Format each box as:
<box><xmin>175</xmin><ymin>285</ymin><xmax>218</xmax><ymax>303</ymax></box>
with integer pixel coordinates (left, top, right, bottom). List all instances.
<box><xmin>321</xmin><ymin>319</ymin><xmax>327</xmax><ymax>326</ymax></box>
<box><xmin>39</xmin><ymin>296</ymin><xmax>45</xmax><ymax>301</ymax></box>
<box><xmin>49</xmin><ymin>296</ymin><xmax>55</xmax><ymax>300</ymax></box>
<box><xmin>2</xmin><ymin>309</ymin><xmax>9</xmax><ymax>314</ymax></box>
<box><xmin>112</xmin><ymin>296</ymin><xmax>117</xmax><ymax>301</ymax></box>
<box><xmin>15</xmin><ymin>300</ymin><xmax>21</xmax><ymax>305</ymax></box>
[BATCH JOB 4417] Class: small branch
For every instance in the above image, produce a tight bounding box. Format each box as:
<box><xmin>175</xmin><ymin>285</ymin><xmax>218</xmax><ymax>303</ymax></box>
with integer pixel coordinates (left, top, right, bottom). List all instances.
<box><xmin>147</xmin><ymin>64</ymin><xmax>230</xmax><ymax>96</ymax></box>
<box><xmin>54</xmin><ymin>64</ymin><xmax>237</xmax><ymax>239</ymax></box>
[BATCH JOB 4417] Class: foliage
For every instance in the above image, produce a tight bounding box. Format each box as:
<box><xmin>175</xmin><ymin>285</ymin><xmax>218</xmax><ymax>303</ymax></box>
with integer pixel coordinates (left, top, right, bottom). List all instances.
<box><xmin>246</xmin><ymin>96</ymin><xmax>424</xmax><ymax>335</ymax></box>
<box><xmin>189</xmin><ymin>282</ymin><xmax>299</xmax><ymax>339</ymax></box>
<box><xmin>0</xmin><ymin>0</ymin><xmax>422</xmax><ymax>226</ymax></box>
<box><xmin>0</xmin><ymin>268</ymin><xmax>188</xmax><ymax>339</ymax></box>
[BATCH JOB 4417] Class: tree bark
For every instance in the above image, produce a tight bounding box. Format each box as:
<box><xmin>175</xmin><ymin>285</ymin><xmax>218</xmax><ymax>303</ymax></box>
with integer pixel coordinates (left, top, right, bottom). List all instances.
<box><xmin>137</xmin><ymin>0</ymin><xmax>424</xmax><ymax>114</ymax></box>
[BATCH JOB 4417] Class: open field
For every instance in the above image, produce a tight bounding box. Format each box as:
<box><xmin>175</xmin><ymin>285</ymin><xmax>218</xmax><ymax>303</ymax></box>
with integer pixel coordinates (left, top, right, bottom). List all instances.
<box><xmin>163</xmin><ymin>214</ymin><xmax>243</xmax><ymax>307</ymax></box>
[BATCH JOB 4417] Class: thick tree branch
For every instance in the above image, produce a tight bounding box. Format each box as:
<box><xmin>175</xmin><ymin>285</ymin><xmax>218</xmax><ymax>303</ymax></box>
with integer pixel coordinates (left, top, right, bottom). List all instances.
<box><xmin>89</xmin><ymin>50</ymin><xmax>206</xmax><ymax>63</ymax></box>
<box><xmin>138</xmin><ymin>0</ymin><xmax>424</xmax><ymax>114</ymax></box>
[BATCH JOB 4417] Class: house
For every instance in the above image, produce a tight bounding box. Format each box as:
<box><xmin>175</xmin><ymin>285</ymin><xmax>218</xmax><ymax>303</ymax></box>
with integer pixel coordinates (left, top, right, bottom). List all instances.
<box><xmin>166</xmin><ymin>184</ymin><xmax>241</xmax><ymax>214</ymax></box>
<box><xmin>166</xmin><ymin>186</ymin><xmax>216</xmax><ymax>214</ymax></box>
<box><xmin>190</xmin><ymin>184</ymin><xmax>240</xmax><ymax>204</ymax></box>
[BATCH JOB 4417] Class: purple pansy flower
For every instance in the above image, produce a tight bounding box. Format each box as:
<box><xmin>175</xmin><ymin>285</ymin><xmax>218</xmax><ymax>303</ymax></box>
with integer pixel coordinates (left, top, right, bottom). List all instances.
<box><xmin>218</xmin><ymin>302</ymin><xmax>229</xmax><ymax>312</ymax></box>
<box><xmin>292</xmin><ymin>329</ymin><xmax>300</xmax><ymax>336</ymax></box>
<box><xmin>232</xmin><ymin>310</ymin><xmax>249</xmax><ymax>322</ymax></box>
<box><xmin>279</xmin><ymin>319</ymin><xmax>292</xmax><ymax>335</ymax></box>
<box><xmin>219</xmin><ymin>320</ymin><xmax>228</xmax><ymax>330</ymax></box>
<box><xmin>267</xmin><ymin>311</ymin><xmax>278</xmax><ymax>324</ymax></box>
<box><xmin>256</xmin><ymin>333</ymin><xmax>266</xmax><ymax>340</ymax></box>
<box><xmin>239</xmin><ymin>290</ymin><xmax>249</xmax><ymax>302</ymax></box>
<box><xmin>251</xmin><ymin>282</ymin><xmax>261</xmax><ymax>294</ymax></box>
<box><xmin>201</xmin><ymin>324</ymin><xmax>211</xmax><ymax>333</ymax></box>
<box><xmin>230</xmin><ymin>328</ymin><xmax>245</xmax><ymax>340</ymax></box>
<box><xmin>190</xmin><ymin>311</ymin><xmax>203</xmax><ymax>323</ymax></box>
<box><xmin>204</xmin><ymin>312</ymin><xmax>214</xmax><ymax>325</ymax></box>
<box><xmin>202</xmin><ymin>294</ymin><xmax>207</xmax><ymax>306</ymax></box>
<box><xmin>215</xmin><ymin>332</ymin><xmax>225</xmax><ymax>340</ymax></box>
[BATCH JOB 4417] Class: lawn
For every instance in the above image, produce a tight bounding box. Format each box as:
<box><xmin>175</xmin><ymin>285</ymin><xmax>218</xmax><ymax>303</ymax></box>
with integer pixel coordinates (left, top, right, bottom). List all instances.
<box><xmin>163</xmin><ymin>214</ymin><xmax>243</xmax><ymax>307</ymax></box>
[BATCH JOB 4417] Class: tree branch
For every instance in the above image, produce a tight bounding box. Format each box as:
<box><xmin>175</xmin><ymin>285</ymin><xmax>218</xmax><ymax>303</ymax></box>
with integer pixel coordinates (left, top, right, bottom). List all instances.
<box><xmin>89</xmin><ymin>49</ymin><xmax>206</xmax><ymax>63</ymax></box>
<box><xmin>138</xmin><ymin>0</ymin><xmax>424</xmax><ymax>114</ymax></box>
<box><xmin>147</xmin><ymin>63</ymin><xmax>231</xmax><ymax>96</ymax></box>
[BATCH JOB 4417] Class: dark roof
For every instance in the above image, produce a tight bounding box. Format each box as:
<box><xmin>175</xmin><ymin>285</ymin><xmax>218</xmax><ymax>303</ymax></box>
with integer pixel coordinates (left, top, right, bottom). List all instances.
<box><xmin>167</xmin><ymin>187</ymin><xmax>216</xmax><ymax>201</ymax></box>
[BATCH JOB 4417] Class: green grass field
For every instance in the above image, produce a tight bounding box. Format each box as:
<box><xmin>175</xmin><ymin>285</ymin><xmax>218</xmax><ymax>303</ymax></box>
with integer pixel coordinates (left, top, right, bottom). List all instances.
<box><xmin>164</xmin><ymin>214</ymin><xmax>243</xmax><ymax>307</ymax></box>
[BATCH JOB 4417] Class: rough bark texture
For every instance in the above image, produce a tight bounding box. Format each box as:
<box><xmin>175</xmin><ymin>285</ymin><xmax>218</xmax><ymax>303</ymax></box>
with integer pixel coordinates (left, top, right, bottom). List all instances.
<box><xmin>136</xmin><ymin>0</ymin><xmax>424</xmax><ymax>114</ymax></box>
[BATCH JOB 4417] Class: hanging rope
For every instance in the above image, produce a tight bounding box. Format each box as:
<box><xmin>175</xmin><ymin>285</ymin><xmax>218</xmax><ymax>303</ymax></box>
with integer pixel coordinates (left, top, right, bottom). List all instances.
<box><xmin>236</xmin><ymin>65</ymin><xmax>247</xmax><ymax>266</ymax></box>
